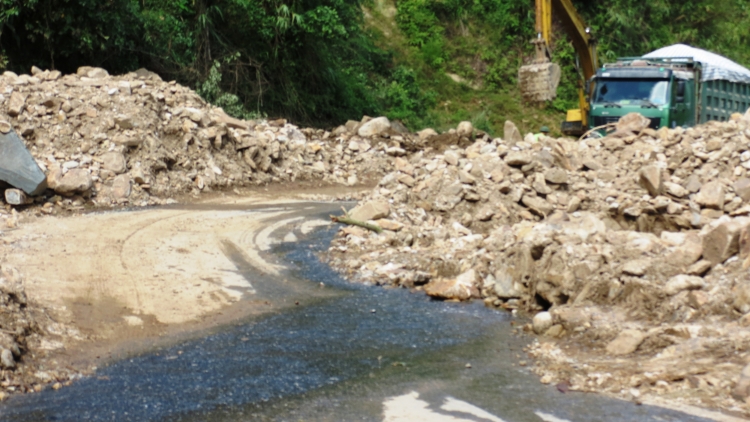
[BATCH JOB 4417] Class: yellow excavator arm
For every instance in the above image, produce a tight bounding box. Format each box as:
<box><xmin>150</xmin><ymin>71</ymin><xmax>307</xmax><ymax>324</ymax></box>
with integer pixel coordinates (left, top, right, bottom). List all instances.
<box><xmin>520</xmin><ymin>0</ymin><xmax>598</xmax><ymax>135</ymax></box>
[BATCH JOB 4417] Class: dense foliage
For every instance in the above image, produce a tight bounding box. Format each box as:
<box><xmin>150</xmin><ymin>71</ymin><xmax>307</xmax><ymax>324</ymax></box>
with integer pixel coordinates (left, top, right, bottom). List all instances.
<box><xmin>0</xmin><ymin>0</ymin><xmax>389</xmax><ymax>125</ymax></box>
<box><xmin>1</xmin><ymin>0</ymin><xmax>750</xmax><ymax>131</ymax></box>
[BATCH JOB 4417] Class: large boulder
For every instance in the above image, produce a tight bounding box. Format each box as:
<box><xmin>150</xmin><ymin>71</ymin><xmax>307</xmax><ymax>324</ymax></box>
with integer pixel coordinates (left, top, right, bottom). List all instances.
<box><xmin>357</xmin><ymin>117</ymin><xmax>391</xmax><ymax>137</ymax></box>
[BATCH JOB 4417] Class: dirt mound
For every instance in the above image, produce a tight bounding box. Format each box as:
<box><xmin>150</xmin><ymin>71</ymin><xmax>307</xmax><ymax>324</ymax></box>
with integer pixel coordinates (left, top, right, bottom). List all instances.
<box><xmin>327</xmin><ymin>110</ymin><xmax>750</xmax><ymax>416</ymax></box>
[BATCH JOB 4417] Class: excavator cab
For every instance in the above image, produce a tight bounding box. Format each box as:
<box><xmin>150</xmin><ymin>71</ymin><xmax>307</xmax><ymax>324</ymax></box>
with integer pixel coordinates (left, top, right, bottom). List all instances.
<box><xmin>518</xmin><ymin>0</ymin><xmax>598</xmax><ymax>137</ymax></box>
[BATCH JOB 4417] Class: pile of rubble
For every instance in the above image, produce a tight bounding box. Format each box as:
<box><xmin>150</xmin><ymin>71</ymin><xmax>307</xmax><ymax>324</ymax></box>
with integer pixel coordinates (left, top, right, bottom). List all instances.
<box><xmin>0</xmin><ymin>66</ymin><xmax>417</xmax><ymax>210</ymax></box>
<box><xmin>326</xmin><ymin>112</ymin><xmax>750</xmax><ymax>416</ymax></box>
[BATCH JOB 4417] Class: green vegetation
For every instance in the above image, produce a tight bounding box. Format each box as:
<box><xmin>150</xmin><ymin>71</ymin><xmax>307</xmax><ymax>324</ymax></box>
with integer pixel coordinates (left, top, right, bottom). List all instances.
<box><xmin>1</xmin><ymin>0</ymin><xmax>750</xmax><ymax>134</ymax></box>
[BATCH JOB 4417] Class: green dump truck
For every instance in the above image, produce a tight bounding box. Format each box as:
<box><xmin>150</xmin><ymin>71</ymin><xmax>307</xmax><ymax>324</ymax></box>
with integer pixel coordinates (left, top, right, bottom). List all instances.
<box><xmin>588</xmin><ymin>44</ymin><xmax>750</xmax><ymax>132</ymax></box>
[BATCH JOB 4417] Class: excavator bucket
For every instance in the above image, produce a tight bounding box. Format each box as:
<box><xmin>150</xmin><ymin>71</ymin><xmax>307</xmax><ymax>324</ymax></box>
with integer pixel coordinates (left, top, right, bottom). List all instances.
<box><xmin>518</xmin><ymin>60</ymin><xmax>561</xmax><ymax>102</ymax></box>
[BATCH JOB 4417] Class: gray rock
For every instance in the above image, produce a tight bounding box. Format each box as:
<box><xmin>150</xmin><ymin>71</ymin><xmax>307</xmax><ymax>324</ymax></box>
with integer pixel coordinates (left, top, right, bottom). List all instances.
<box><xmin>4</xmin><ymin>188</ymin><xmax>31</xmax><ymax>205</ymax></box>
<box><xmin>0</xmin><ymin>129</ymin><xmax>48</xmax><ymax>195</ymax></box>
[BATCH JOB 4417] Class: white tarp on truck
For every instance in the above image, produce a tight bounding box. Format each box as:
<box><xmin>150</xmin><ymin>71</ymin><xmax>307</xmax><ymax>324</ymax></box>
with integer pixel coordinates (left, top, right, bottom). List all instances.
<box><xmin>643</xmin><ymin>43</ymin><xmax>750</xmax><ymax>84</ymax></box>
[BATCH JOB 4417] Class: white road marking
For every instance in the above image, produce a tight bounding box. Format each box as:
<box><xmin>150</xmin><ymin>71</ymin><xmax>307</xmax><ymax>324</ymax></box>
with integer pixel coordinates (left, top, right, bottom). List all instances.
<box><xmin>641</xmin><ymin>398</ymin><xmax>749</xmax><ymax>422</ymax></box>
<box><xmin>256</xmin><ymin>216</ymin><xmax>304</xmax><ymax>251</ymax></box>
<box><xmin>383</xmin><ymin>391</ymin><xmax>508</xmax><ymax>422</ymax></box>
<box><xmin>299</xmin><ymin>219</ymin><xmax>331</xmax><ymax>235</ymax></box>
<box><xmin>441</xmin><ymin>397</ymin><xmax>507</xmax><ymax>422</ymax></box>
<box><xmin>534</xmin><ymin>411</ymin><xmax>573</xmax><ymax>422</ymax></box>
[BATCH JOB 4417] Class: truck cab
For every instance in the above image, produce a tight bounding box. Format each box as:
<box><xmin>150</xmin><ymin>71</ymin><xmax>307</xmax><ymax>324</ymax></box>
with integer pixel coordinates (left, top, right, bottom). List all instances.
<box><xmin>588</xmin><ymin>58</ymin><xmax>699</xmax><ymax>133</ymax></box>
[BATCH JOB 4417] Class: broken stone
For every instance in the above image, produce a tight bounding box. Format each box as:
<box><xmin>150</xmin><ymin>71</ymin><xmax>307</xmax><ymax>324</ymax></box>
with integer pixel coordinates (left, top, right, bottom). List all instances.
<box><xmin>503</xmin><ymin>120</ymin><xmax>523</xmax><ymax>145</ymax></box>
<box><xmin>349</xmin><ymin>201</ymin><xmax>390</xmax><ymax>222</ymax></box>
<box><xmin>458</xmin><ymin>170</ymin><xmax>476</xmax><ymax>185</ymax></box>
<box><xmin>605</xmin><ymin>329</ymin><xmax>645</xmax><ymax>355</ymax></box>
<box><xmin>357</xmin><ymin>116</ymin><xmax>390</xmax><ymax>137</ymax></box>
<box><xmin>504</xmin><ymin>152</ymin><xmax>531</xmax><ymax>167</ymax></box>
<box><xmin>424</xmin><ymin>269</ymin><xmax>478</xmax><ymax>301</ymax></box>
<box><xmin>111</xmin><ymin>174</ymin><xmax>131</xmax><ymax>199</ymax></box>
<box><xmin>532</xmin><ymin>312</ymin><xmax>553</xmax><ymax>335</ymax></box>
<box><xmin>621</xmin><ymin>259</ymin><xmax>650</xmax><ymax>276</ymax></box>
<box><xmin>664</xmin><ymin>274</ymin><xmax>705</xmax><ymax>295</ymax></box>
<box><xmin>544</xmin><ymin>168</ymin><xmax>567</xmax><ymax>184</ymax></box>
<box><xmin>0</xmin><ymin>129</ymin><xmax>47</xmax><ymax>195</ymax></box>
<box><xmin>456</xmin><ymin>121</ymin><xmax>473</xmax><ymax>137</ymax></box>
<box><xmin>639</xmin><ymin>165</ymin><xmax>663</xmax><ymax>196</ymax></box>
<box><xmin>101</xmin><ymin>152</ymin><xmax>127</xmax><ymax>175</ymax></box>
<box><xmin>54</xmin><ymin>169</ymin><xmax>92</xmax><ymax>195</ymax></box>
<box><xmin>687</xmin><ymin>260</ymin><xmax>712</xmax><ymax>276</ymax></box>
<box><xmin>732</xmin><ymin>363</ymin><xmax>750</xmax><ymax>402</ymax></box>
<box><xmin>522</xmin><ymin>195</ymin><xmax>554</xmax><ymax>217</ymax></box>
<box><xmin>7</xmin><ymin>92</ymin><xmax>27</xmax><ymax>117</ymax></box>
<box><xmin>734</xmin><ymin>178</ymin><xmax>750</xmax><ymax>202</ymax></box>
<box><xmin>417</xmin><ymin>128</ymin><xmax>438</xmax><ymax>140</ymax></box>
<box><xmin>702</xmin><ymin>218</ymin><xmax>747</xmax><ymax>265</ymax></box>
<box><xmin>695</xmin><ymin>181</ymin><xmax>724</xmax><ymax>210</ymax></box>
<box><xmin>376</xmin><ymin>219</ymin><xmax>404</xmax><ymax>232</ymax></box>
<box><xmin>4</xmin><ymin>189</ymin><xmax>31</xmax><ymax>205</ymax></box>
<box><xmin>616</xmin><ymin>113</ymin><xmax>651</xmax><ymax>134</ymax></box>
<box><xmin>444</xmin><ymin>151</ymin><xmax>459</xmax><ymax>166</ymax></box>
<box><xmin>0</xmin><ymin>349</ymin><xmax>14</xmax><ymax>369</ymax></box>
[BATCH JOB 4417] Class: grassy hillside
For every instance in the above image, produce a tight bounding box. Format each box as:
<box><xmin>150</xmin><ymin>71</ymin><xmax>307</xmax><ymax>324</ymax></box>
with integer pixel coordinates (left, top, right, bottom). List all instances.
<box><xmin>362</xmin><ymin>0</ymin><xmax>568</xmax><ymax>137</ymax></box>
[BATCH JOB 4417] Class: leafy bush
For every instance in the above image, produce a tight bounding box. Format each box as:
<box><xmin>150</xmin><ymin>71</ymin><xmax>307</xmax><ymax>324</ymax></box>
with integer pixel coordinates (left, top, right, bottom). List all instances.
<box><xmin>377</xmin><ymin>66</ymin><xmax>436</xmax><ymax>128</ymax></box>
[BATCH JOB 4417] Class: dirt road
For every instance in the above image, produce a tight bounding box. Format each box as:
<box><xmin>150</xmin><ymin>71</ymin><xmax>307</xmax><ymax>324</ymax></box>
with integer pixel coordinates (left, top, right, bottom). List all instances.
<box><xmin>1</xmin><ymin>193</ymin><xmax>343</xmax><ymax>367</ymax></box>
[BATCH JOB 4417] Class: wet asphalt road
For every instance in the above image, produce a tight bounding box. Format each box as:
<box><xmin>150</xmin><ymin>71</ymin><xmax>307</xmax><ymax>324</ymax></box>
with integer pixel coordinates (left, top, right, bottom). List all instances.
<box><xmin>0</xmin><ymin>203</ymin><xmax>716</xmax><ymax>421</ymax></box>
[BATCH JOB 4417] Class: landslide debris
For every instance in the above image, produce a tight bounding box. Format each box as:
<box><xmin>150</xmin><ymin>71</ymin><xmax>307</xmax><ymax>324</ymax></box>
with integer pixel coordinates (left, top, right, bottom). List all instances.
<box><xmin>327</xmin><ymin>112</ymin><xmax>750</xmax><ymax>417</ymax></box>
<box><xmin>0</xmin><ymin>65</ymin><xmax>439</xmax><ymax>398</ymax></box>
<box><xmin>0</xmin><ymin>66</ymin><xmax>411</xmax><ymax>209</ymax></box>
